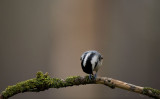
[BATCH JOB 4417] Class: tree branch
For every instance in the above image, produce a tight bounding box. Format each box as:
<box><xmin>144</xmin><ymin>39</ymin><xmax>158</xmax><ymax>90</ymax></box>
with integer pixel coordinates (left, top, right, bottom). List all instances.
<box><xmin>0</xmin><ymin>71</ymin><xmax>160</xmax><ymax>99</ymax></box>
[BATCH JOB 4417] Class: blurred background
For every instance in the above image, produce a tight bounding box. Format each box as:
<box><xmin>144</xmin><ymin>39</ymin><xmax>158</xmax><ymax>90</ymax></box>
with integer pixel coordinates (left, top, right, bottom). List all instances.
<box><xmin>0</xmin><ymin>0</ymin><xmax>160</xmax><ymax>99</ymax></box>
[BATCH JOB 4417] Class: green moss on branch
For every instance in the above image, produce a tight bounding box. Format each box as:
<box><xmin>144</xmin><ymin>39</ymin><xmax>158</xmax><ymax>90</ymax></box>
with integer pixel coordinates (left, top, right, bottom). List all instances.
<box><xmin>1</xmin><ymin>71</ymin><xmax>95</xmax><ymax>99</ymax></box>
<box><xmin>143</xmin><ymin>87</ymin><xmax>160</xmax><ymax>99</ymax></box>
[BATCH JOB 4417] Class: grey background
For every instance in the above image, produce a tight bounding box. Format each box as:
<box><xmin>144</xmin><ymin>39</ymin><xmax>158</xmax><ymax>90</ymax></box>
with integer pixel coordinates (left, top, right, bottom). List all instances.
<box><xmin>0</xmin><ymin>0</ymin><xmax>160</xmax><ymax>99</ymax></box>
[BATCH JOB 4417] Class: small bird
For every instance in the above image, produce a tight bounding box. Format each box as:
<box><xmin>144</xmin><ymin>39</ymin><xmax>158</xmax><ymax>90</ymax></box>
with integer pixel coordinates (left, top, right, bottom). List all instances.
<box><xmin>80</xmin><ymin>50</ymin><xmax>103</xmax><ymax>80</ymax></box>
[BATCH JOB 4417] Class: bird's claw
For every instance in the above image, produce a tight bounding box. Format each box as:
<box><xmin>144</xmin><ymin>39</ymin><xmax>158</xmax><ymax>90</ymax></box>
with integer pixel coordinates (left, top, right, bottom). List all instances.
<box><xmin>89</xmin><ymin>74</ymin><xmax>92</xmax><ymax>80</ymax></box>
<box><xmin>89</xmin><ymin>74</ymin><xmax>97</xmax><ymax>80</ymax></box>
<box><xmin>94</xmin><ymin>73</ymin><xmax>97</xmax><ymax>79</ymax></box>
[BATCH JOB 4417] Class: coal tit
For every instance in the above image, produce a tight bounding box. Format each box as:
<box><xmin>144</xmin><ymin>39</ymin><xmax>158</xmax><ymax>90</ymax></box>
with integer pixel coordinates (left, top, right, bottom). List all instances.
<box><xmin>80</xmin><ymin>50</ymin><xmax>103</xmax><ymax>79</ymax></box>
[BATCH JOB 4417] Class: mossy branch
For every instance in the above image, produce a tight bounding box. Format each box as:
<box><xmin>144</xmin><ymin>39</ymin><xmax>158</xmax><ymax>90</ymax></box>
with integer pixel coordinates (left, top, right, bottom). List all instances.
<box><xmin>0</xmin><ymin>71</ymin><xmax>160</xmax><ymax>99</ymax></box>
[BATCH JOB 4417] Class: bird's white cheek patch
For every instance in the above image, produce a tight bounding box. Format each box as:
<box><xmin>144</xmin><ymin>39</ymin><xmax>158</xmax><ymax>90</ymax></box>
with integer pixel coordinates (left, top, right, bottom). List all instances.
<box><xmin>91</xmin><ymin>55</ymin><xmax>98</xmax><ymax>70</ymax></box>
<box><xmin>83</xmin><ymin>53</ymin><xmax>91</xmax><ymax>67</ymax></box>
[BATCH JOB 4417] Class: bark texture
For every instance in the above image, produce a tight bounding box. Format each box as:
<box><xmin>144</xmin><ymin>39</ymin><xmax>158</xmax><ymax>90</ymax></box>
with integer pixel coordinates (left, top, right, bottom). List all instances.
<box><xmin>0</xmin><ymin>71</ymin><xmax>159</xmax><ymax>99</ymax></box>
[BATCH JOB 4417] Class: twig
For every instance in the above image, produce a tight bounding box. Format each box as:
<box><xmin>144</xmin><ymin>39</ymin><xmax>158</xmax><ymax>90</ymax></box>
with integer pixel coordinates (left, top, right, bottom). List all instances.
<box><xmin>0</xmin><ymin>71</ymin><xmax>160</xmax><ymax>99</ymax></box>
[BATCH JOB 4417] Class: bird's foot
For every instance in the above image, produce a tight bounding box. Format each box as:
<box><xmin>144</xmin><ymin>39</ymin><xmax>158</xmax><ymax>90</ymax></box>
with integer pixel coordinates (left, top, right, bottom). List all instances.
<box><xmin>89</xmin><ymin>74</ymin><xmax>97</xmax><ymax>80</ymax></box>
<box><xmin>94</xmin><ymin>73</ymin><xmax>97</xmax><ymax>79</ymax></box>
<box><xmin>89</xmin><ymin>74</ymin><xmax>92</xmax><ymax>80</ymax></box>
